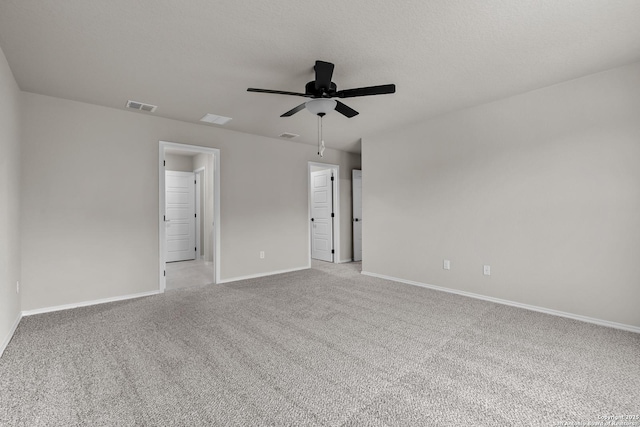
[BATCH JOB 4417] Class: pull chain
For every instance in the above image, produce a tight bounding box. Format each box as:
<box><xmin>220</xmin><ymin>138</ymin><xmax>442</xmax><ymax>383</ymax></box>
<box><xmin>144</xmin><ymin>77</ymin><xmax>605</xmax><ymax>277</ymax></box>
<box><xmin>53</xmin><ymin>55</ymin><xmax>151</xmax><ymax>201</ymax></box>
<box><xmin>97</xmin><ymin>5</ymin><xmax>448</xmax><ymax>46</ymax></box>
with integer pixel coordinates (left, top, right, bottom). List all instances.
<box><xmin>317</xmin><ymin>113</ymin><xmax>325</xmax><ymax>157</ymax></box>
<box><xmin>318</xmin><ymin>115</ymin><xmax>321</xmax><ymax>156</ymax></box>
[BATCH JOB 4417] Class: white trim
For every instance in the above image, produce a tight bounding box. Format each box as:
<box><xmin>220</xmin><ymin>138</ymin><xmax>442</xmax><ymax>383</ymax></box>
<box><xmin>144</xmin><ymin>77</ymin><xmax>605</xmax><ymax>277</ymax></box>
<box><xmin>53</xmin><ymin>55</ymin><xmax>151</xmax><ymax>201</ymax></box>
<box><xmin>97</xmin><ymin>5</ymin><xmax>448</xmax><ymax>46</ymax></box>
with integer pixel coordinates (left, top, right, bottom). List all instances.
<box><xmin>194</xmin><ymin>169</ymin><xmax>202</xmax><ymax>260</ymax></box>
<box><xmin>308</xmin><ymin>162</ymin><xmax>340</xmax><ymax>264</ymax></box>
<box><xmin>0</xmin><ymin>313</ymin><xmax>22</xmax><ymax>358</ymax></box>
<box><xmin>21</xmin><ymin>290</ymin><xmax>160</xmax><ymax>317</ymax></box>
<box><xmin>361</xmin><ymin>271</ymin><xmax>640</xmax><ymax>334</ymax></box>
<box><xmin>218</xmin><ymin>266</ymin><xmax>309</xmax><ymax>284</ymax></box>
<box><xmin>214</xmin><ymin>149</ymin><xmax>221</xmax><ymax>285</ymax></box>
<box><xmin>159</xmin><ymin>146</ymin><xmax>165</xmax><ymax>291</ymax></box>
<box><xmin>339</xmin><ymin>258</ymin><xmax>353</xmax><ymax>264</ymax></box>
<box><xmin>160</xmin><ymin>141</ymin><xmax>221</xmax><ymax>292</ymax></box>
<box><xmin>352</xmin><ymin>169</ymin><xmax>362</xmax><ymax>262</ymax></box>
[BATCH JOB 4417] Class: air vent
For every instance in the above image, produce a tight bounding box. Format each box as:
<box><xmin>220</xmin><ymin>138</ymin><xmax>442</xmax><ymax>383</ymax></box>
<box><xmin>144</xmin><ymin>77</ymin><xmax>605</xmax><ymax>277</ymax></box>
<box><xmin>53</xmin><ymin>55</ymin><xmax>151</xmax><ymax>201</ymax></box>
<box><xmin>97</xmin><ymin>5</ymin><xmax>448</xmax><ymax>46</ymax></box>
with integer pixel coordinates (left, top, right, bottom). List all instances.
<box><xmin>126</xmin><ymin>100</ymin><xmax>157</xmax><ymax>113</ymax></box>
<box><xmin>200</xmin><ymin>113</ymin><xmax>232</xmax><ymax>125</ymax></box>
<box><xmin>279</xmin><ymin>132</ymin><xmax>299</xmax><ymax>139</ymax></box>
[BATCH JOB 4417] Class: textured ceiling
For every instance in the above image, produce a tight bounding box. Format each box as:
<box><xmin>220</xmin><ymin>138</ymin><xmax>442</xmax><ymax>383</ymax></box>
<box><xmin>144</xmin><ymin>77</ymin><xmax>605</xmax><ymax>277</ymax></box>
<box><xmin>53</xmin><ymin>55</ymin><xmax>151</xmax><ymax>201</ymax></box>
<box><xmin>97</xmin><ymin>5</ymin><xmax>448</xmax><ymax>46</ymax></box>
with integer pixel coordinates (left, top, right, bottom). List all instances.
<box><xmin>1</xmin><ymin>0</ymin><xmax>640</xmax><ymax>153</ymax></box>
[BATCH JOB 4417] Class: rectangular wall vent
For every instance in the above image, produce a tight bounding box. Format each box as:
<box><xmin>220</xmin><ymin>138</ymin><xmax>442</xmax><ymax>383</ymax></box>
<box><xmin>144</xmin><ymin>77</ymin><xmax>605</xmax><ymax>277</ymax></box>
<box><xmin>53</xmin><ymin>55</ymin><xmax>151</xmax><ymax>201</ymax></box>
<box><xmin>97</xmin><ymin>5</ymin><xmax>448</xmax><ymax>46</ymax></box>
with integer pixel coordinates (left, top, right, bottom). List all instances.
<box><xmin>279</xmin><ymin>132</ymin><xmax>299</xmax><ymax>139</ymax></box>
<box><xmin>200</xmin><ymin>113</ymin><xmax>232</xmax><ymax>125</ymax></box>
<box><xmin>126</xmin><ymin>100</ymin><xmax>157</xmax><ymax>113</ymax></box>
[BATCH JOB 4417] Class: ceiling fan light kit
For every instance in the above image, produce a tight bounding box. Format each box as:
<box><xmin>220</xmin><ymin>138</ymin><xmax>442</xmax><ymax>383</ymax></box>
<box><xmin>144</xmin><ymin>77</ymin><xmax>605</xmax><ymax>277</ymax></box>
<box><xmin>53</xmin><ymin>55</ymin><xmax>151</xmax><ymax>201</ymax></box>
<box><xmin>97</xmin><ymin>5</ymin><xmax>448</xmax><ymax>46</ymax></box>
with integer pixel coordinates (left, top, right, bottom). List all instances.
<box><xmin>247</xmin><ymin>60</ymin><xmax>396</xmax><ymax>156</ymax></box>
<box><xmin>305</xmin><ymin>98</ymin><xmax>336</xmax><ymax>116</ymax></box>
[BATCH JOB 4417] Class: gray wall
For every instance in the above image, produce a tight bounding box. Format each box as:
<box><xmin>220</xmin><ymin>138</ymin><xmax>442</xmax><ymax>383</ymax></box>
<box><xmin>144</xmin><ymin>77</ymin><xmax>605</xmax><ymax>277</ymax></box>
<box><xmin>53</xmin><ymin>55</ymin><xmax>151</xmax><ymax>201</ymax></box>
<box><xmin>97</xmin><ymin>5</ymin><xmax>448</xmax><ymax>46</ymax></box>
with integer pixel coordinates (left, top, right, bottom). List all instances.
<box><xmin>0</xmin><ymin>45</ymin><xmax>21</xmax><ymax>352</ymax></box>
<box><xmin>165</xmin><ymin>153</ymin><xmax>194</xmax><ymax>172</ymax></box>
<box><xmin>20</xmin><ymin>92</ymin><xmax>360</xmax><ymax>311</ymax></box>
<box><xmin>363</xmin><ymin>62</ymin><xmax>640</xmax><ymax>328</ymax></box>
<box><xmin>193</xmin><ymin>153</ymin><xmax>213</xmax><ymax>262</ymax></box>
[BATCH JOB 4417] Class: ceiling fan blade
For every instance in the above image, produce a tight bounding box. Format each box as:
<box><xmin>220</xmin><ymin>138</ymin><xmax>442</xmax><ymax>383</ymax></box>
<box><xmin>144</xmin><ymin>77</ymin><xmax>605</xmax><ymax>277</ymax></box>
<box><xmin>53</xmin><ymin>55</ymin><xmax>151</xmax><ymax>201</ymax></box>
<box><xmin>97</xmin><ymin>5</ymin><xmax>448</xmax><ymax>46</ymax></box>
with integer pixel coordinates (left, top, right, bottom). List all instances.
<box><xmin>335</xmin><ymin>101</ymin><xmax>359</xmax><ymax>118</ymax></box>
<box><xmin>314</xmin><ymin>61</ymin><xmax>335</xmax><ymax>92</ymax></box>
<box><xmin>280</xmin><ymin>103</ymin><xmax>306</xmax><ymax>117</ymax></box>
<box><xmin>247</xmin><ymin>88</ymin><xmax>309</xmax><ymax>97</ymax></box>
<box><xmin>334</xmin><ymin>84</ymin><xmax>396</xmax><ymax>98</ymax></box>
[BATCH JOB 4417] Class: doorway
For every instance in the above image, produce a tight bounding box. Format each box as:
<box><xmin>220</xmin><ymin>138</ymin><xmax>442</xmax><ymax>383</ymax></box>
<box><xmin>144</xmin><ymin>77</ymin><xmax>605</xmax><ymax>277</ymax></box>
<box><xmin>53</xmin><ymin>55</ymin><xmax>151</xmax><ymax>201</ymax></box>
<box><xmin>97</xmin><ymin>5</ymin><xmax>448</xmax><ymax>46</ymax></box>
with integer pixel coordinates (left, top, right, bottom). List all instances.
<box><xmin>308</xmin><ymin>162</ymin><xmax>340</xmax><ymax>265</ymax></box>
<box><xmin>159</xmin><ymin>141</ymin><xmax>220</xmax><ymax>292</ymax></box>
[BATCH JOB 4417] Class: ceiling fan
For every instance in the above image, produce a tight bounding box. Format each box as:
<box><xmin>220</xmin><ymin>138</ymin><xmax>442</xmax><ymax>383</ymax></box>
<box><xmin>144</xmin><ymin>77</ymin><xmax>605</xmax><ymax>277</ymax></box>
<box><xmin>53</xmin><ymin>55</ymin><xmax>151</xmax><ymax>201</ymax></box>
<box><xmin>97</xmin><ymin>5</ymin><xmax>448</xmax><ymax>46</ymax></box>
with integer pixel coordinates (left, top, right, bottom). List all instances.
<box><xmin>247</xmin><ymin>60</ymin><xmax>396</xmax><ymax>118</ymax></box>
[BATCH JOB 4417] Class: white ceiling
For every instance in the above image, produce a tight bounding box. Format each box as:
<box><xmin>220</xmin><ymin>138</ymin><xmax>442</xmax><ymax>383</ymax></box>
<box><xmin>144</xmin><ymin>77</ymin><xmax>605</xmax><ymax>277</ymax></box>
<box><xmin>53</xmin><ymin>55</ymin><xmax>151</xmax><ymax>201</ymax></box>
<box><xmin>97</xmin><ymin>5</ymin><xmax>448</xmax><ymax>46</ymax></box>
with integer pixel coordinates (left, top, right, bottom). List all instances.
<box><xmin>1</xmin><ymin>1</ymin><xmax>639</xmax><ymax>153</ymax></box>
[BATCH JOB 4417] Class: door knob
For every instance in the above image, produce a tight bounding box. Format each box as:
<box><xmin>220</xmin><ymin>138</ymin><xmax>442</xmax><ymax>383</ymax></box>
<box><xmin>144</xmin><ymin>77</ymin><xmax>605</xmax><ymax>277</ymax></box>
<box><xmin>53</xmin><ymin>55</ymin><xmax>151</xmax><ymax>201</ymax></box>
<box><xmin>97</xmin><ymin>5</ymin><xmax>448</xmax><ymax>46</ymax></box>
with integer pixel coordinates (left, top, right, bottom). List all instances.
<box><xmin>354</xmin><ymin>218</ymin><xmax>359</xmax><ymax>222</ymax></box>
<box><xmin>311</xmin><ymin>218</ymin><xmax>315</xmax><ymax>222</ymax></box>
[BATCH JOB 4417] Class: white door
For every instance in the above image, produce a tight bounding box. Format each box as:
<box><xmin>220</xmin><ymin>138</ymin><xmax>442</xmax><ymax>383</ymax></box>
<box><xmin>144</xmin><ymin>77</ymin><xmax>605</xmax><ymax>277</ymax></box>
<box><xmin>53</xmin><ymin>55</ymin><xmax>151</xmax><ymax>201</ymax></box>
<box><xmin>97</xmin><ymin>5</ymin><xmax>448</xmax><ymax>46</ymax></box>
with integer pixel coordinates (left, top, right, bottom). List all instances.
<box><xmin>165</xmin><ymin>171</ymin><xmax>196</xmax><ymax>262</ymax></box>
<box><xmin>311</xmin><ymin>169</ymin><xmax>334</xmax><ymax>262</ymax></box>
<box><xmin>352</xmin><ymin>170</ymin><xmax>362</xmax><ymax>262</ymax></box>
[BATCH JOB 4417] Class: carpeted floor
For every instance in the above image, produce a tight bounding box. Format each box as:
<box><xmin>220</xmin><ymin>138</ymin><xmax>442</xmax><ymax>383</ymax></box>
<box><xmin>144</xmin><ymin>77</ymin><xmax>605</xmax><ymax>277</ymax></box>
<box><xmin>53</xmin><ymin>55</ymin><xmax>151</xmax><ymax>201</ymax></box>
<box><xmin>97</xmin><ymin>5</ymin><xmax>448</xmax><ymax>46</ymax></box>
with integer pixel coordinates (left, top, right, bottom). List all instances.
<box><xmin>1</xmin><ymin>262</ymin><xmax>639</xmax><ymax>426</ymax></box>
<box><xmin>166</xmin><ymin>258</ymin><xmax>214</xmax><ymax>291</ymax></box>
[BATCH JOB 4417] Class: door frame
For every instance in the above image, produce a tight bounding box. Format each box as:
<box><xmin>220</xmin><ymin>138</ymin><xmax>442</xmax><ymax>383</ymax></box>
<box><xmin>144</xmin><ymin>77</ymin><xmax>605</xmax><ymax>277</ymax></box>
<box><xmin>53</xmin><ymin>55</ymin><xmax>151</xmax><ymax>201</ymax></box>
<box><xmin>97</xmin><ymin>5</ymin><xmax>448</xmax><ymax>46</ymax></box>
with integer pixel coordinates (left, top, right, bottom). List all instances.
<box><xmin>159</xmin><ymin>141</ymin><xmax>221</xmax><ymax>291</ymax></box>
<box><xmin>352</xmin><ymin>169</ymin><xmax>362</xmax><ymax>262</ymax></box>
<box><xmin>308</xmin><ymin>161</ymin><xmax>340</xmax><ymax>265</ymax></box>
<box><xmin>193</xmin><ymin>167</ymin><xmax>205</xmax><ymax>260</ymax></box>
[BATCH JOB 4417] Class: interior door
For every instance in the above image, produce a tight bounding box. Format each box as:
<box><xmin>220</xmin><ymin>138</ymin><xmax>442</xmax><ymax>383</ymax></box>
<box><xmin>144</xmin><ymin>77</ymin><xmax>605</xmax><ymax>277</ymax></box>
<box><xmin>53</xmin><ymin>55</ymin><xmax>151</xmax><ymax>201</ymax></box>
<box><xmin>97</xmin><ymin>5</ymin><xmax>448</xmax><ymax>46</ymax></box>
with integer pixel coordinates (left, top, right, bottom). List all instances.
<box><xmin>352</xmin><ymin>170</ymin><xmax>362</xmax><ymax>262</ymax></box>
<box><xmin>165</xmin><ymin>171</ymin><xmax>196</xmax><ymax>262</ymax></box>
<box><xmin>311</xmin><ymin>169</ymin><xmax>334</xmax><ymax>262</ymax></box>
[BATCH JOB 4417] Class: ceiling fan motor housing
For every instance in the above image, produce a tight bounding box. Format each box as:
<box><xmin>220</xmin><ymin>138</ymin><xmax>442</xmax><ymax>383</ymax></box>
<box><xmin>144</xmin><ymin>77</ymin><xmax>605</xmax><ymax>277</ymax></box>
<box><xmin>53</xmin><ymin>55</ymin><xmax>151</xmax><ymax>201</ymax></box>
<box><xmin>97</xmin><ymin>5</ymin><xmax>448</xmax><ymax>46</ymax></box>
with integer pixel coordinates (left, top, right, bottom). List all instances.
<box><xmin>305</xmin><ymin>81</ymin><xmax>336</xmax><ymax>97</ymax></box>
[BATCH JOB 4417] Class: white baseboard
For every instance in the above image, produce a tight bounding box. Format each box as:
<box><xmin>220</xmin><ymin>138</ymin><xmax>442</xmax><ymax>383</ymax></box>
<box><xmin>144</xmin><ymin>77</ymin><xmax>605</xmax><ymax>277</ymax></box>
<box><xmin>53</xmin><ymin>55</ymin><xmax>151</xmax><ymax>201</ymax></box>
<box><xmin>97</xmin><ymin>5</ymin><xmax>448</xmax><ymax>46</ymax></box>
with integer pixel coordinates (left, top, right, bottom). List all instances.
<box><xmin>361</xmin><ymin>271</ymin><xmax>640</xmax><ymax>334</ymax></box>
<box><xmin>1</xmin><ymin>312</ymin><xmax>22</xmax><ymax>358</ymax></box>
<box><xmin>21</xmin><ymin>290</ymin><xmax>161</xmax><ymax>317</ymax></box>
<box><xmin>218</xmin><ymin>266</ymin><xmax>310</xmax><ymax>284</ymax></box>
<box><xmin>339</xmin><ymin>259</ymin><xmax>353</xmax><ymax>264</ymax></box>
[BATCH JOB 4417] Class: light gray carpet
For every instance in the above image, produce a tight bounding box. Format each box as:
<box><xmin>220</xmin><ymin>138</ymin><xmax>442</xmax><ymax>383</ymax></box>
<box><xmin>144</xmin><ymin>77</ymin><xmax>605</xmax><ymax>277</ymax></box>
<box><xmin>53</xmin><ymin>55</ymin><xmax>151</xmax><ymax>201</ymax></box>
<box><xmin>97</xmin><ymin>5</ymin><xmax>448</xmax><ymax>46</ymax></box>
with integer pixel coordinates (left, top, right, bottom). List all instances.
<box><xmin>1</xmin><ymin>262</ymin><xmax>639</xmax><ymax>426</ymax></box>
<box><xmin>166</xmin><ymin>259</ymin><xmax>214</xmax><ymax>291</ymax></box>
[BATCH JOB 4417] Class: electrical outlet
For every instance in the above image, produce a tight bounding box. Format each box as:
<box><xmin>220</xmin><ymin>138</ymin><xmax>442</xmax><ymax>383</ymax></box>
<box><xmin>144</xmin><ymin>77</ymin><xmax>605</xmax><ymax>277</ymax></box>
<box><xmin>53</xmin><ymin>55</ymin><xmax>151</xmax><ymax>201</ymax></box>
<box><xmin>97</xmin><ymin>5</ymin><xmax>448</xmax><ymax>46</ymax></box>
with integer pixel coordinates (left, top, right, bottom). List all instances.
<box><xmin>443</xmin><ymin>259</ymin><xmax>451</xmax><ymax>270</ymax></box>
<box><xmin>260</xmin><ymin>251</ymin><xmax>265</xmax><ymax>259</ymax></box>
<box><xmin>483</xmin><ymin>265</ymin><xmax>491</xmax><ymax>276</ymax></box>
<box><xmin>16</xmin><ymin>281</ymin><xmax>20</xmax><ymax>294</ymax></box>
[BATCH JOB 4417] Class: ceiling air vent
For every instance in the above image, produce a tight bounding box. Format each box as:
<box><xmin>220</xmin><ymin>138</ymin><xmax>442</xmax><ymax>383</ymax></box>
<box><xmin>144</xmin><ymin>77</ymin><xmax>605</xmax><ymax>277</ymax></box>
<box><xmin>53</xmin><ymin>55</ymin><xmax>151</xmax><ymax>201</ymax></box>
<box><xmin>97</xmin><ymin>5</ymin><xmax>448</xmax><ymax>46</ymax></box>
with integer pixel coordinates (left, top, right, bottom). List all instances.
<box><xmin>200</xmin><ymin>113</ymin><xmax>232</xmax><ymax>125</ymax></box>
<box><xmin>279</xmin><ymin>132</ymin><xmax>299</xmax><ymax>139</ymax></box>
<box><xmin>126</xmin><ymin>100</ymin><xmax>157</xmax><ymax>113</ymax></box>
